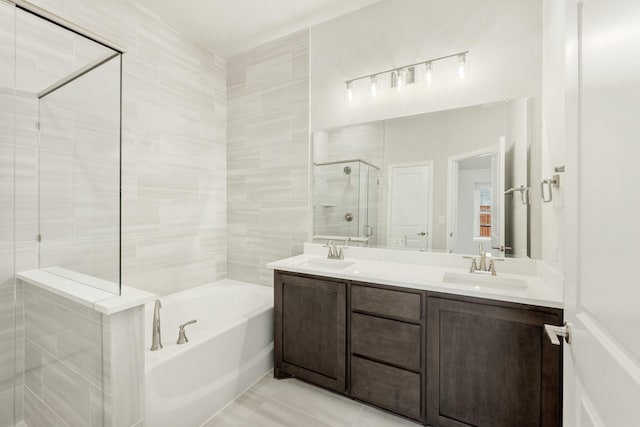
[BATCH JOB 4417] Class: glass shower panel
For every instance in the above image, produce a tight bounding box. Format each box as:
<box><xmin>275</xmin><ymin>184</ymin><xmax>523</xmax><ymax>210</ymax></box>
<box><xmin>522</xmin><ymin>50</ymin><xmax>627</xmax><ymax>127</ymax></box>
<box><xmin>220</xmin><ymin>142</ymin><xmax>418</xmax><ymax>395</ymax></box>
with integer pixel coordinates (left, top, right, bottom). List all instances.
<box><xmin>0</xmin><ymin>2</ymin><xmax>16</xmax><ymax>426</ymax></box>
<box><xmin>366</xmin><ymin>164</ymin><xmax>379</xmax><ymax>247</ymax></box>
<box><xmin>38</xmin><ymin>57</ymin><xmax>120</xmax><ymax>287</ymax></box>
<box><xmin>313</xmin><ymin>161</ymin><xmax>362</xmax><ymax>240</ymax></box>
<box><xmin>15</xmin><ymin>8</ymin><xmax>121</xmax><ymax>295</ymax></box>
<box><xmin>357</xmin><ymin>164</ymin><xmax>368</xmax><ymax>241</ymax></box>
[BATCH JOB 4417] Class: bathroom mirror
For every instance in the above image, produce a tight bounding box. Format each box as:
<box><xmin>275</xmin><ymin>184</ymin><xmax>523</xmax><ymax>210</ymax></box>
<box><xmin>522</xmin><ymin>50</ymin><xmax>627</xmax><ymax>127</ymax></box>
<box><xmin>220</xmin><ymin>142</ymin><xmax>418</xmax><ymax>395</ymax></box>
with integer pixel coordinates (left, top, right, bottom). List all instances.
<box><xmin>309</xmin><ymin>0</ymin><xmax>542</xmax><ymax>258</ymax></box>
<box><xmin>14</xmin><ymin>8</ymin><xmax>122</xmax><ymax>293</ymax></box>
<box><xmin>312</xmin><ymin>98</ymin><xmax>535</xmax><ymax>258</ymax></box>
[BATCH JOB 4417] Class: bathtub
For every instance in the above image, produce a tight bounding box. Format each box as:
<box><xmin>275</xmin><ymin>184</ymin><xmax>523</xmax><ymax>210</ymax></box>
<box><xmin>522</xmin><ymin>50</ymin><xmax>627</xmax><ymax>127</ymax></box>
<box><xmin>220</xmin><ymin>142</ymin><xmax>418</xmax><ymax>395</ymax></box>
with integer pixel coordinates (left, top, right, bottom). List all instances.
<box><xmin>144</xmin><ymin>279</ymin><xmax>274</xmax><ymax>427</ymax></box>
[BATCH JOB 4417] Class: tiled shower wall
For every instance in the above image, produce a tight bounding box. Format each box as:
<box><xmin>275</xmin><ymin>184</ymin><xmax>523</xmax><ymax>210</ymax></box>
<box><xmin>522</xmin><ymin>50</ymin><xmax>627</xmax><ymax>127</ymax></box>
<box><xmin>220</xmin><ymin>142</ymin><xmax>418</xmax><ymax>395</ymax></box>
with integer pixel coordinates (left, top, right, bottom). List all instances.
<box><xmin>227</xmin><ymin>30</ymin><xmax>310</xmax><ymax>286</ymax></box>
<box><xmin>31</xmin><ymin>0</ymin><xmax>228</xmax><ymax>296</ymax></box>
<box><xmin>1</xmin><ymin>0</ymin><xmax>227</xmax><ymax>425</ymax></box>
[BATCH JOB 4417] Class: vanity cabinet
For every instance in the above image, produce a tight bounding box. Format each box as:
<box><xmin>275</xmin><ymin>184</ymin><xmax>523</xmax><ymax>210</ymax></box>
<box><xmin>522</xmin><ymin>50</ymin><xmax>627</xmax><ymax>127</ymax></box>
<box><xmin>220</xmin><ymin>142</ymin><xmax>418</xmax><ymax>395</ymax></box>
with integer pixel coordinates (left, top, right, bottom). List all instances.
<box><xmin>426</xmin><ymin>293</ymin><xmax>563</xmax><ymax>427</ymax></box>
<box><xmin>273</xmin><ymin>270</ymin><xmax>563</xmax><ymax>427</ymax></box>
<box><xmin>273</xmin><ymin>271</ymin><xmax>347</xmax><ymax>392</ymax></box>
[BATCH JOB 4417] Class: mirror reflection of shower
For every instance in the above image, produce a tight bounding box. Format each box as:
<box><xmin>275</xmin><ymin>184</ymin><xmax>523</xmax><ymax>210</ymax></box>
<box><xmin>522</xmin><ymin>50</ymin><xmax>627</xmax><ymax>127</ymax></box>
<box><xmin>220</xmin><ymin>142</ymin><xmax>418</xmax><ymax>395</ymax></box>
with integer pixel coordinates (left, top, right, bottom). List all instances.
<box><xmin>313</xmin><ymin>159</ymin><xmax>380</xmax><ymax>247</ymax></box>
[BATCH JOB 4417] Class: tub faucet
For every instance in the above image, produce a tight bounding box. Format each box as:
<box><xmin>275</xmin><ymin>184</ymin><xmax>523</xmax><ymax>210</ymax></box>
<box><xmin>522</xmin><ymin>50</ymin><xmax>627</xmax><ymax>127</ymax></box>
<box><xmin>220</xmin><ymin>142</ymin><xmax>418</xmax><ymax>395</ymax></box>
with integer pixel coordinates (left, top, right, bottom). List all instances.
<box><xmin>151</xmin><ymin>299</ymin><xmax>163</xmax><ymax>351</ymax></box>
<box><xmin>176</xmin><ymin>320</ymin><xmax>197</xmax><ymax>345</ymax></box>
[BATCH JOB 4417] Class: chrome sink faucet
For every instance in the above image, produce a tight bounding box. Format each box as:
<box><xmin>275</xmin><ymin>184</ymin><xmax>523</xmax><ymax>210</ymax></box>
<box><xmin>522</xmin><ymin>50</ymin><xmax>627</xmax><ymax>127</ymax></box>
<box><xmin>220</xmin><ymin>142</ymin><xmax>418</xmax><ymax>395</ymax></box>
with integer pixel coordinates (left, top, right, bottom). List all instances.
<box><xmin>478</xmin><ymin>243</ymin><xmax>488</xmax><ymax>271</ymax></box>
<box><xmin>325</xmin><ymin>239</ymin><xmax>349</xmax><ymax>260</ymax></box>
<box><xmin>150</xmin><ymin>299</ymin><xmax>163</xmax><ymax>351</ymax></box>
<box><xmin>463</xmin><ymin>244</ymin><xmax>504</xmax><ymax>276</ymax></box>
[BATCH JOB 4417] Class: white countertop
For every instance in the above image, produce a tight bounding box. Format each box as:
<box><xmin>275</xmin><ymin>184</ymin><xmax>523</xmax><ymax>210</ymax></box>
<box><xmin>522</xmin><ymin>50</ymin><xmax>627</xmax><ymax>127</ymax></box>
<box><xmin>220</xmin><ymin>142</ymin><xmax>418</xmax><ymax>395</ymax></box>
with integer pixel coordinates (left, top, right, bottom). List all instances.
<box><xmin>17</xmin><ymin>268</ymin><xmax>156</xmax><ymax>315</ymax></box>
<box><xmin>267</xmin><ymin>244</ymin><xmax>563</xmax><ymax>309</ymax></box>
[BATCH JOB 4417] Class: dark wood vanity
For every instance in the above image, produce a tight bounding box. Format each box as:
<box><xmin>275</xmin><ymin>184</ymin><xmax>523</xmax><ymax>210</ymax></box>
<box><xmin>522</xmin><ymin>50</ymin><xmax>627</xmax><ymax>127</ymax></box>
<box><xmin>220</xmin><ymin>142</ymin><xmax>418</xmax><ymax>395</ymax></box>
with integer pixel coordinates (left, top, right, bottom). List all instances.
<box><xmin>274</xmin><ymin>270</ymin><xmax>563</xmax><ymax>426</ymax></box>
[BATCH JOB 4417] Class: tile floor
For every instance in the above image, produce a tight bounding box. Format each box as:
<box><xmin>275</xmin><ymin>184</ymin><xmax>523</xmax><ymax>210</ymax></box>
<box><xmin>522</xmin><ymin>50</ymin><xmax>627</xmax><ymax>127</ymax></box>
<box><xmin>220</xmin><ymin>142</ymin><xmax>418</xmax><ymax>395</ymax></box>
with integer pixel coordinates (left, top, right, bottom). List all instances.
<box><xmin>203</xmin><ymin>371</ymin><xmax>419</xmax><ymax>427</ymax></box>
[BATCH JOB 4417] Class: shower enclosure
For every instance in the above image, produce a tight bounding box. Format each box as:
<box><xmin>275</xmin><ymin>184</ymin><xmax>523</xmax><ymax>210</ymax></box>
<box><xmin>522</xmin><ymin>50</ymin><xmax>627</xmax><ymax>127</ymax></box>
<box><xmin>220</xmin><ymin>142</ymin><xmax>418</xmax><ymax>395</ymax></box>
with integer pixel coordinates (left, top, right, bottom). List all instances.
<box><xmin>0</xmin><ymin>1</ymin><xmax>123</xmax><ymax>425</ymax></box>
<box><xmin>313</xmin><ymin>159</ymin><xmax>379</xmax><ymax>247</ymax></box>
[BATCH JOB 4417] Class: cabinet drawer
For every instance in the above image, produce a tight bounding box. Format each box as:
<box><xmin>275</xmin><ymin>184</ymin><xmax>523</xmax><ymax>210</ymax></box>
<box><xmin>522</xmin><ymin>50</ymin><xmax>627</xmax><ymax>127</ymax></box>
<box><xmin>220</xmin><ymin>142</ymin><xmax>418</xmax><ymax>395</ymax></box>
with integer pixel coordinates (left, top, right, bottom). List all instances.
<box><xmin>351</xmin><ymin>313</ymin><xmax>421</xmax><ymax>371</ymax></box>
<box><xmin>351</xmin><ymin>284</ymin><xmax>421</xmax><ymax>322</ymax></box>
<box><xmin>351</xmin><ymin>356</ymin><xmax>421</xmax><ymax>420</ymax></box>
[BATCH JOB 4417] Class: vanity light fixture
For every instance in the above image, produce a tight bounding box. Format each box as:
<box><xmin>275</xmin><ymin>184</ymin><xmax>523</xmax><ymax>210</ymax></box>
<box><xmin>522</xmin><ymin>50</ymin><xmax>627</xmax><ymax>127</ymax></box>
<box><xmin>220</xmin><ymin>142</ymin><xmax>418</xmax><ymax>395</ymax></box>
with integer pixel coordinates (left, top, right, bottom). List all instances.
<box><xmin>343</xmin><ymin>50</ymin><xmax>469</xmax><ymax>102</ymax></box>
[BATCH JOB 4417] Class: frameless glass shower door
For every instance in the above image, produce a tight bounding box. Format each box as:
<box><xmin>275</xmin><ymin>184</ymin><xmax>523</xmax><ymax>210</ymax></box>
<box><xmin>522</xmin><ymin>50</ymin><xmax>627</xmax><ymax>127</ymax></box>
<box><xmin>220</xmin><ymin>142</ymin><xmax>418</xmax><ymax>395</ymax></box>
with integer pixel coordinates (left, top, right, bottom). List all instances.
<box><xmin>0</xmin><ymin>2</ymin><xmax>123</xmax><ymax>425</ymax></box>
<box><xmin>15</xmin><ymin>8</ymin><xmax>122</xmax><ymax>294</ymax></box>
<box><xmin>0</xmin><ymin>2</ymin><xmax>17</xmax><ymax>426</ymax></box>
<box><xmin>313</xmin><ymin>159</ymin><xmax>379</xmax><ymax>246</ymax></box>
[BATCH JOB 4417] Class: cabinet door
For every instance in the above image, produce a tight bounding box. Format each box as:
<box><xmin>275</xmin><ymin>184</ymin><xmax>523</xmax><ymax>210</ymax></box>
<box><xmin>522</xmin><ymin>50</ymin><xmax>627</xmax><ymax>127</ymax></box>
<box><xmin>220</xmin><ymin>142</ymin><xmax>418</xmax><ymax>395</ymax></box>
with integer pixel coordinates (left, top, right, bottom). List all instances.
<box><xmin>426</xmin><ymin>294</ymin><xmax>562</xmax><ymax>427</ymax></box>
<box><xmin>274</xmin><ymin>272</ymin><xmax>347</xmax><ymax>392</ymax></box>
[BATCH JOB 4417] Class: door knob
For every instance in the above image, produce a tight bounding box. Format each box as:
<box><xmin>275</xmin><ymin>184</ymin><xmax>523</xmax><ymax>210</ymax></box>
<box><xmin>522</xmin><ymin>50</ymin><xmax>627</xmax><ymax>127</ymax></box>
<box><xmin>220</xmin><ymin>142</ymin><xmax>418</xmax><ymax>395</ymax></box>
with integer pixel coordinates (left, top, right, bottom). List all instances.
<box><xmin>544</xmin><ymin>322</ymin><xmax>571</xmax><ymax>345</ymax></box>
<box><xmin>417</xmin><ymin>232</ymin><xmax>426</xmax><ymax>236</ymax></box>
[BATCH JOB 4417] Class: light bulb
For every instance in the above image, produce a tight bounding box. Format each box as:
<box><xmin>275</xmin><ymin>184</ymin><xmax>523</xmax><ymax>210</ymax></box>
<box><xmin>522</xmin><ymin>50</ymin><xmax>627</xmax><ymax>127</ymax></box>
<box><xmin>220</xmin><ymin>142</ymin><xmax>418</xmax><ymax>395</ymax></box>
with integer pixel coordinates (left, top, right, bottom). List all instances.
<box><xmin>370</xmin><ymin>75</ymin><xmax>377</xmax><ymax>97</ymax></box>
<box><xmin>345</xmin><ymin>81</ymin><xmax>353</xmax><ymax>103</ymax></box>
<box><xmin>396</xmin><ymin>69</ymin><xmax>404</xmax><ymax>93</ymax></box>
<box><xmin>458</xmin><ymin>54</ymin><xmax>466</xmax><ymax>79</ymax></box>
<box><xmin>425</xmin><ymin>62</ymin><xmax>433</xmax><ymax>87</ymax></box>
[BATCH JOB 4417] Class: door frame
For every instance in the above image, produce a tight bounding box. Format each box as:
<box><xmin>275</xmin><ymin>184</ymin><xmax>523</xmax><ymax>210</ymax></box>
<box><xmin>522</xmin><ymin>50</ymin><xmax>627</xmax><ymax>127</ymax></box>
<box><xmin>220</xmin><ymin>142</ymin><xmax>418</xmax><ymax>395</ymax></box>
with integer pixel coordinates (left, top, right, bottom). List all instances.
<box><xmin>386</xmin><ymin>161</ymin><xmax>434</xmax><ymax>251</ymax></box>
<box><xmin>446</xmin><ymin>145</ymin><xmax>498</xmax><ymax>254</ymax></box>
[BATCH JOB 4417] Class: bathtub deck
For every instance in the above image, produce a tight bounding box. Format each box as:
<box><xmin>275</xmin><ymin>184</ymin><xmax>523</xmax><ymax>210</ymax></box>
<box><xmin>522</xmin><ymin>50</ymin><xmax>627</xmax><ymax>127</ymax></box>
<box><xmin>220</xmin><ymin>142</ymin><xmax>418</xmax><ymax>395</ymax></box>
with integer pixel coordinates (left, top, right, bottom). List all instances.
<box><xmin>203</xmin><ymin>371</ymin><xmax>419</xmax><ymax>427</ymax></box>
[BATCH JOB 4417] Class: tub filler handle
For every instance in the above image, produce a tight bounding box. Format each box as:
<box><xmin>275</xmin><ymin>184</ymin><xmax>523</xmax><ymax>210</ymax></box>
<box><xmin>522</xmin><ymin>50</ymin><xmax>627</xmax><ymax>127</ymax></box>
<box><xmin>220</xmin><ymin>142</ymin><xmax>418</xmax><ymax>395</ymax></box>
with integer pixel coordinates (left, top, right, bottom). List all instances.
<box><xmin>177</xmin><ymin>320</ymin><xmax>197</xmax><ymax>345</ymax></box>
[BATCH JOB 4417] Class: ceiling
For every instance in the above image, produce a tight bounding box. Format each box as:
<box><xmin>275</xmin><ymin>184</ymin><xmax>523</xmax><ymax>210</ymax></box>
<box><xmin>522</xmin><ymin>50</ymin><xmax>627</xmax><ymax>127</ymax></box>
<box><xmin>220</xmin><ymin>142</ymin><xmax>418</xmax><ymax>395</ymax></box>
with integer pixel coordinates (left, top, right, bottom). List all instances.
<box><xmin>133</xmin><ymin>0</ymin><xmax>383</xmax><ymax>58</ymax></box>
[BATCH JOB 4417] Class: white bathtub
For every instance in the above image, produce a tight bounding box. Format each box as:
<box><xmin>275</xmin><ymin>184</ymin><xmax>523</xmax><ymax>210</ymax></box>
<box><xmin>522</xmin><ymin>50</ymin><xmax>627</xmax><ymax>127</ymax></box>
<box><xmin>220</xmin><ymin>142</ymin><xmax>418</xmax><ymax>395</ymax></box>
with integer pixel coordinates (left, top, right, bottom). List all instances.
<box><xmin>144</xmin><ymin>279</ymin><xmax>274</xmax><ymax>427</ymax></box>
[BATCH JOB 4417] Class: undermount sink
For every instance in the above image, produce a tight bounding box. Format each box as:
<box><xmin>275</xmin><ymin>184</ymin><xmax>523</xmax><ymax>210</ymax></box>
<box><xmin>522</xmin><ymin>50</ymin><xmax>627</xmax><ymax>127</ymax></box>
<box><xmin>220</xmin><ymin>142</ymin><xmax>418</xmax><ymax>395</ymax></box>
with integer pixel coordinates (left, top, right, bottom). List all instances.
<box><xmin>298</xmin><ymin>258</ymin><xmax>355</xmax><ymax>270</ymax></box>
<box><xmin>442</xmin><ymin>272</ymin><xmax>528</xmax><ymax>290</ymax></box>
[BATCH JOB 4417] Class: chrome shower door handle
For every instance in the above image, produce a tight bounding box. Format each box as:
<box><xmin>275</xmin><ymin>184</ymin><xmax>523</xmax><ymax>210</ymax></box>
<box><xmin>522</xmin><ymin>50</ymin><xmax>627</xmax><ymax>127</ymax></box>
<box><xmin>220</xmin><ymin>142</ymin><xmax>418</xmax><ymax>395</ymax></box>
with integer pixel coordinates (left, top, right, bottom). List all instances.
<box><xmin>544</xmin><ymin>322</ymin><xmax>571</xmax><ymax>345</ymax></box>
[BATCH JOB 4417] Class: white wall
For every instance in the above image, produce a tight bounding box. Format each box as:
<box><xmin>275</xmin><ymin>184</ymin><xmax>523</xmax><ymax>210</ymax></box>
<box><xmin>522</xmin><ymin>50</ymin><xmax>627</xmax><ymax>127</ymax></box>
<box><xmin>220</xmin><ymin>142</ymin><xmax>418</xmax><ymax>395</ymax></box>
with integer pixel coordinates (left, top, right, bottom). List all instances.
<box><xmin>310</xmin><ymin>0</ymin><xmax>542</xmax><ymax>130</ymax></box>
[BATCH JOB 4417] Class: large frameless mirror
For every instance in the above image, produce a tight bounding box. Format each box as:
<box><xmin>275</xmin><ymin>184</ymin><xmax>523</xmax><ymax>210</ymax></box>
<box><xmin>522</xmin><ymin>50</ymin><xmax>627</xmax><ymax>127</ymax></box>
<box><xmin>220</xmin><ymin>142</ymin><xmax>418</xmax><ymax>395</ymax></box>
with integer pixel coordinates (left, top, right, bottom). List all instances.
<box><xmin>309</xmin><ymin>0</ymin><xmax>542</xmax><ymax>259</ymax></box>
<box><xmin>312</xmin><ymin>98</ymin><xmax>535</xmax><ymax>258</ymax></box>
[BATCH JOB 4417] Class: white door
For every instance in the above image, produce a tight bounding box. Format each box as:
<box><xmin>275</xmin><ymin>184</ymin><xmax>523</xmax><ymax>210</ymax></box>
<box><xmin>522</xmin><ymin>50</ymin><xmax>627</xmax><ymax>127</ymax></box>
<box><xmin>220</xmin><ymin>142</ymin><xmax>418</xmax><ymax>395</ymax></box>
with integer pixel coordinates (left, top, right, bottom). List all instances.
<box><xmin>490</xmin><ymin>137</ymin><xmax>506</xmax><ymax>257</ymax></box>
<box><xmin>560</xmin><ymin>0</ymin><xmax>640</xmax><ymax>425</ymax></box>
<box><xmin>388</xmin><ymin>164</ymin><xmax>431</xmax><ymax>251</ymax></box>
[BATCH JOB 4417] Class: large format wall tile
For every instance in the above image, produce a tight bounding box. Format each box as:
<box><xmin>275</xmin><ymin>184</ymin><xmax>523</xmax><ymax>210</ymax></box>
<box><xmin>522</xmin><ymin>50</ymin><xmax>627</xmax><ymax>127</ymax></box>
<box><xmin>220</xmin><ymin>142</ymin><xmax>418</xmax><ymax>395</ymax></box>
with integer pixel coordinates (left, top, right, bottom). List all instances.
<box><xmin>28</xmin><ymin>0</ymin><xmax>228</xmax><ymax>296</ymax></box>
<box><xmin>23</xmin><ymin>282</ymin><xmax>104</xmax><ymax>426</ymax></box>
<box><xmin>227</xmin><ymin>30</ymin><xmax>310</xmax><ymax>286</ymax></box>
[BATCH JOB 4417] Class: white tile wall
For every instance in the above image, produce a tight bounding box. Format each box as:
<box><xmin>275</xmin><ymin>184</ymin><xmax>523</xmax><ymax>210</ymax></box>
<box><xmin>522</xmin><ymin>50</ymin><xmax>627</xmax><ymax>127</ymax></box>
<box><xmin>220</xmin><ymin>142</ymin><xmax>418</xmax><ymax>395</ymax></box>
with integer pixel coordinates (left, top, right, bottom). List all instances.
<box><xmin>26</xmin><ymin>0</ymin><xmax>228</xmax><ymax>296</ymax></box>
<box><xmin>21</xmin><ymin>281</ymin><xmax>145</xmax><ymax>427</ymax></box>
<box><xmin>227</xmin><ymin>30</ymin><xmax>310</xmax><ymax>286</ymax></box>
<box><xmin>2</xmin><ymin>0</ymin><xmax>228</xmax><ymax>426</ymax></box>
<box><xmin>22</xmin><ymin>282</ymin><xmax>104</xmax><ymax>426</ymax></box>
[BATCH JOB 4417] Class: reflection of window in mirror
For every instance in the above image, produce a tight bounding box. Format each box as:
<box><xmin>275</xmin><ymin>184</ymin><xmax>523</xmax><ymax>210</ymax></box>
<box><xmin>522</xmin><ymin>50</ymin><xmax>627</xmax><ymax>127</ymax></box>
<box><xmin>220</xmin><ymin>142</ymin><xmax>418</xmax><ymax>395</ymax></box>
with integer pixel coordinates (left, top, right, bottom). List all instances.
<box><xmin>474</xmin><ymin>184</ymin><xmax>492</xmax><ymax>240</ymax></box>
